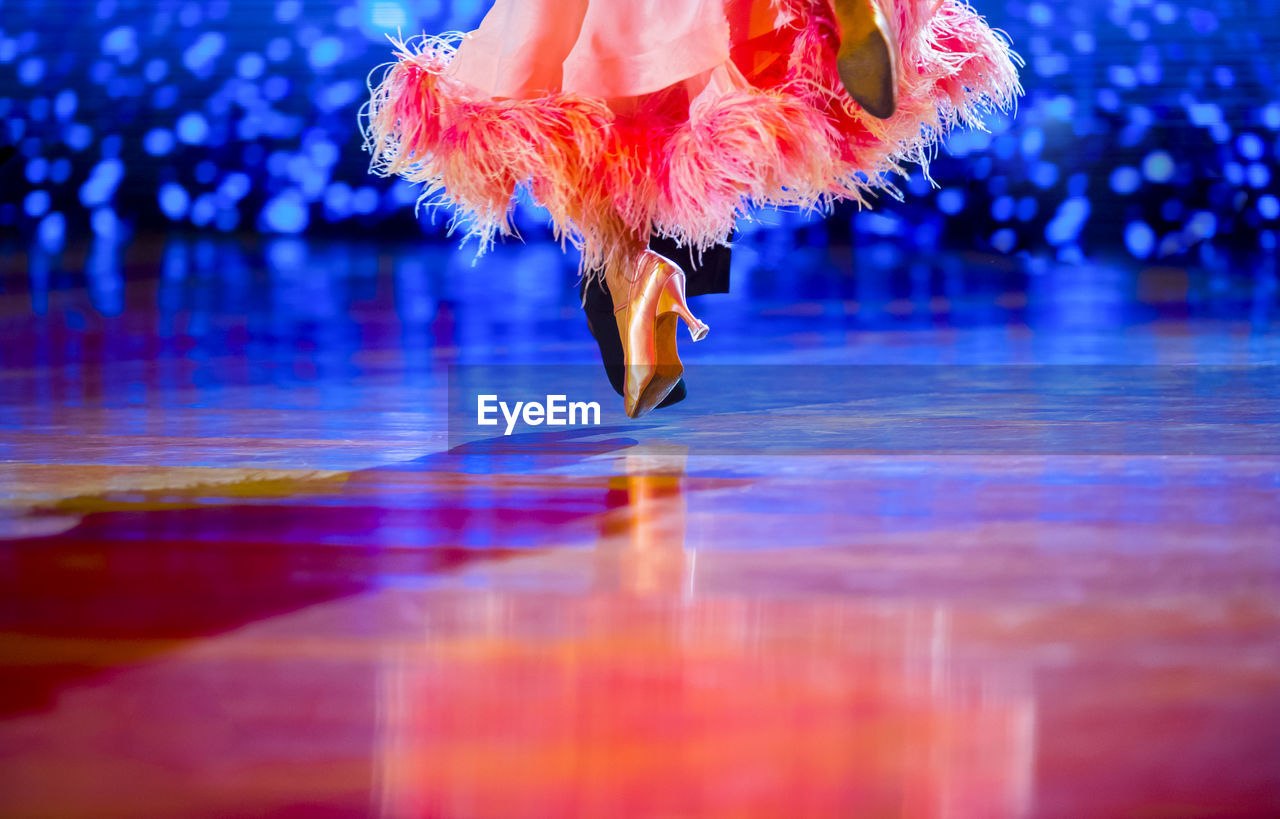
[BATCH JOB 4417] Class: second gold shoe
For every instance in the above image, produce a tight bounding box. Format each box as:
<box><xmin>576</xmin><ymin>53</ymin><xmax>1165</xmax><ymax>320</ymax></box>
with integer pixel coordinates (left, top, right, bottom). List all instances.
<box><xmin>832</xmin><ymin>0</ymin><xmax>901</xmax><ymax>120</ymax></box>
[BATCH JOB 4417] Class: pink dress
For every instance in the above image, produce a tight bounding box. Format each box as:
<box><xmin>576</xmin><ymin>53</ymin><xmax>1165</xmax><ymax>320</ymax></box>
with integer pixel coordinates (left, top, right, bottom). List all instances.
<box><xmin>361</xmin><ymin>0</ymin><xmax>1020</xmax><ymax>275</ymax></box>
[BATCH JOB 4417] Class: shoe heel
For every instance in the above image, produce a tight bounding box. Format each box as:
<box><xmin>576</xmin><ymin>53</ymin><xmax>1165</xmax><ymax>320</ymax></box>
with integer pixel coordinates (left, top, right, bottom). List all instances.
<box><xmin>659</xmin><ymin>270</ymin><xmax>709</xmax><ymax>342</ymax></box>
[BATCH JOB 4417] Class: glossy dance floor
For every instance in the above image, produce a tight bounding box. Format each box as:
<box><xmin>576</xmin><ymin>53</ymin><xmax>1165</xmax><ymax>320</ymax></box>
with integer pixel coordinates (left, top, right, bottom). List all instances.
<box><xmin>2</xmin><ymin>233</ymin><xmax>1279</xmax><ymax>817</ymax></box>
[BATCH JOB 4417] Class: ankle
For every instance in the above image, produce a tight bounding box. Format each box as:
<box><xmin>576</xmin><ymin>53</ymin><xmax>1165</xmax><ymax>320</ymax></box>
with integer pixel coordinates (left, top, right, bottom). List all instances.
<box><xmin>604</xmin><ymin>244</ymin><xmax>648</xmax><ymax>308</ymax></box>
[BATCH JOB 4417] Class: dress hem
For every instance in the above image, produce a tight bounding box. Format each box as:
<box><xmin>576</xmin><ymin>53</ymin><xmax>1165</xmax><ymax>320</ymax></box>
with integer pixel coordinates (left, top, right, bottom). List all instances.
<box><xmin>360</xmin><ymin>0</ymin><xmax>1022</xmax><ymax>279</ymax></box>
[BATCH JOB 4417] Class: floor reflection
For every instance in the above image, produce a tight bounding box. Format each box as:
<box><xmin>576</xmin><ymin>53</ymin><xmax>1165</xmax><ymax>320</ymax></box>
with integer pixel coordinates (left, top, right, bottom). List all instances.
<box><xmin>377</xmin><ymin>444</ymin><xmax>1035</xmax><ymax>818</ymax></box>
<box><xmin>375</xmin><ymin>601</ymin><xmax>1035</xmax><ymax>819</ymax></box>
<box><xmin>1</xmin><ymin>230</ymin><xmax>1277</xmax><ymax>817</ymax></box>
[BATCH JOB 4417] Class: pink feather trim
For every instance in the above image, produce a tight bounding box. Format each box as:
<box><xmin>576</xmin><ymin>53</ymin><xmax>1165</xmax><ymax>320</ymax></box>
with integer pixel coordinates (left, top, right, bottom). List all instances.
<box><xmin>360</xmin><ymin>1</ymin><xmax>1022</xmax><ymax>278</ymax></box>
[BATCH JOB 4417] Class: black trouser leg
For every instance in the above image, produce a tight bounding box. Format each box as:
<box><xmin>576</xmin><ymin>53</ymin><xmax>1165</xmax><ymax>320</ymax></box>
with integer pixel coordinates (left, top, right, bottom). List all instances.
<box><xmin>581</xmin><ymin>274</ymin><xmax>629</xmax><ymax>398</ymax></box>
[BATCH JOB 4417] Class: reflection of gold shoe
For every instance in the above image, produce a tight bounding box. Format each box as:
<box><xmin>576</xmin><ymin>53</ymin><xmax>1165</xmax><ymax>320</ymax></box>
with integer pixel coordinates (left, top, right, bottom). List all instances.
<box><xmin>608</xmin><ymin>250</ymin><xmax>709</xmax><ymax>419</ymax></box>
<box><xmin>833</xmin><ymin>0</ymin><xmax>900</xmax><ymax>120</ymax></box>
<box><xmin>618</xmin><ymin>443</ymin><xmax>691</xmax><ymax>596</ymax></box>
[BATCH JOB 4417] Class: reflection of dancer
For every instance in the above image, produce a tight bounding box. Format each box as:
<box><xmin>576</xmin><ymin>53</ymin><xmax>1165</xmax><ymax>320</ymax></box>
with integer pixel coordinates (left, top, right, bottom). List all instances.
<box><xmin>363</xmin><ymin>0</ymin><xmax>1019</xmax><ymax>417</ymax></box>
<box><xmin>594</xmin><ymin>443</ymin><xmax>694</xmax><ymax>597</ymax></box>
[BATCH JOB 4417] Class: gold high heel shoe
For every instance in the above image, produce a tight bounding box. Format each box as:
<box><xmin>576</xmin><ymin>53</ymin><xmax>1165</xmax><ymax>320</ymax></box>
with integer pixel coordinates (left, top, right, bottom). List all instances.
<box><xmin>833</xmin><ymin>0</ymin><xmax>900</xmax><ymax>120</ymax></box>
<box><xmin>608</xmin><ymin>250</ymin><xmax>709</xmax><ymax>419</ymax></box>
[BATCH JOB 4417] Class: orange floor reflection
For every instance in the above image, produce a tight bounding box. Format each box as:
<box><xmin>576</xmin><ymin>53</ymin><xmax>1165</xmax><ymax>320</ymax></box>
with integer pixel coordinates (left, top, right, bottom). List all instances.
<box><xmin>377</xmin><ymin>608</ymin><xmax>1034</xmax><ymax>819</ymax></box>
<box><xmin>373</xmin><ymin>446</ymin><xmax>1033</xmax><ymax>819</ymax></box>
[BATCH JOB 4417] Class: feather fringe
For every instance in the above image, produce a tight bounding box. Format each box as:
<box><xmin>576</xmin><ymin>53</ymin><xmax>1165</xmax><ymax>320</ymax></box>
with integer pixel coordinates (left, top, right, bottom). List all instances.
<box><xmin>360</xmin><ymin>0</ymin><xmax>1023</xmax><ymax>280</ymax></box>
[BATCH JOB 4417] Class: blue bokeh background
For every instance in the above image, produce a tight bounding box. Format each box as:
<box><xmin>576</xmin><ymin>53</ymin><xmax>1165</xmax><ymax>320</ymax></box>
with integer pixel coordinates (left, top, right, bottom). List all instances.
<box><xmin>2</xmin><ymin>0</ymin><xmax>1279</xmax><ymax>267</ymax></box>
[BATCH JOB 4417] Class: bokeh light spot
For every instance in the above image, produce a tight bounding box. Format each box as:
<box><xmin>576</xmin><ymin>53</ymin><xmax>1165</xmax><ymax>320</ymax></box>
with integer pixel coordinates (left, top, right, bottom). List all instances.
<box><xmin>177</xmin><ymin>111</ymin><xmax>210</xmax><ymax>145</ymax></box>
<box><xmin>38</xmin><ymin>211</ymin><xmax>66</xmax><ymax>250</ymax></box>
<box><xmin>237</xmin><ymin>52</ymin><xmax>265</xmax><ymax>79</ymax></box>
<box><xmin>159</xmin><ymin>182</ymin><xmax>190</xmax><ymax>220</ymax></box>
<box><xmin>25</xmin><ymin>157</ymin><xmax>48</xmax><ymax>184</ymax></box>
<box><xmin>1045</xmin><ymin>196</ymin><xmax>1090</xmax><ymax>246</ymax></box>
<box><xmin>24</xmin><ymin>189</ymin><xmax>51</xmax><ymax>218</ymax></box>
<box><xmin>18</xmin><ymin>57</ymin><xmax>45</xmax><ymax>85</ymax></box>
<box><xmin>79</xmin><ymin>159</ymin><xmax>125</xmax><ymax>207</ymax></box>
<box><xmin>262</xmin><ymin>191</ymin><xmax>310</xmax><ymax>233</ymax></box>
<box><xmin>308</xmin><ymin>37</ymin><xmax>344</xmax><ymax>70</ymax></box>
<box><xmin>1142</xmin><ymin>151</ymin><xmax>1175</xmax><ymax>183</ymax></box>
<box><xmin>144</xmin><ymin>128</ymin><xmax>175</xmax><ymax>156</ymax></box>
<box><xmin>937</xmin><ymin>189</ymin><xmax>965</xmax><ymax>215</ymax></box>
<box><xmin>1125</xmin><ymin>221</ymin><xmax>1155</xmax><ymax>258</ymax></box>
